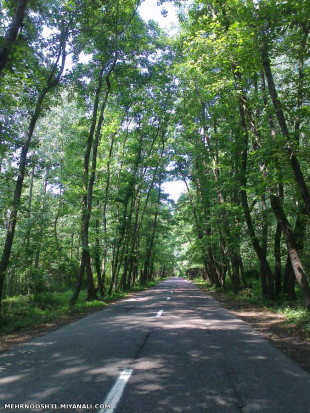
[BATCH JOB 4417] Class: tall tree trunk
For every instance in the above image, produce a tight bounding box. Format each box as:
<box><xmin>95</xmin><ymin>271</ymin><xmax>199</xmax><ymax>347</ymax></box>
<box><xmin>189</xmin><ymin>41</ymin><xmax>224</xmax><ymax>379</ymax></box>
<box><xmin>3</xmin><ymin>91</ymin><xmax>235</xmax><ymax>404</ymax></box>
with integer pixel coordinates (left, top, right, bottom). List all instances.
<box><xmin>283</xmin><ymin>205</ymin><xmax>307</xmax><ymax>299</ymax></box>
<box><xmin>261</xmin><ymin>40</ymin><xmax>310</xmax><ymax>218</ymax></box>
<box><xmin>25</xmin><ymin>162</ymin><xmax>35</xmax><ymax>279</ymax></box>
<box><xmin>270</xmin><ymin>195</ymin><xmax>310</xmax><ymax>310</ymax></box>
<box><xmin>283</xmin><ymin>256</ymin><xmax>296</xmax><ymax>301</ymax></box>
<box><xmin>110</xmin><ymin>131</ymin><xmax>144</xmax><ymax>293</ymax></box>
<box><xmin>108</xmin><ymin>246</ymin><xmax>117</xmax><ymax>296</ymax></box>
<box><xmin>274</xmin><ymin>222</ymin><xmax>282</xmax><ymax>296</ymax></box>
<box><xmin>120</xmin><ymin>232</ymin><xmax>132</xmax><ymax>290</ymax></box>
<box><xmin>70</xmin><ymin>63</ymin><xmax>105</xmax><ymax>305</ymax></box>
<box><xmin>132</xmin><ymin>254</ymin><xmax>138</xmax><ymax>287</ymax></box>
<box><xmin>95</xmin><ymin>215</ymin><xmax>104</xmax><ymax>296</ymax></box>
<box><xmin>259</xmin><ymin>196</ymin><xmax>269</xmax><ymax>297</ymax></box>
<box><xmin>108</xmin><ymin>214</ymin><xmax>128</xmax><ymax>295</ymax></box>
<box><xmin>26</xmin><ymin>163</ymin><xmax>35</xmax><ymax>247</ymax></box>
<box><xmin>54</xmin><ymin>145</ymin><xmax>64</xmax><ymax>285</ymax></box>
<box><xmin>181</xmin><ymin>177</ymin><xmax>212</xmax><ymax>283</ymax></box>
<box><xmin>0</xmin><ymin>37</ymin><xmax>67</xmax><ymax>308</ymax></box>
<box><xmin>195</xmin><ymin>159</ymin><xmax>221</xmax><ymax>288</ymax></box>
<box><xmin>197</xmin><ymin>98</ymin><xmax>240</xmax><ymax>292</ymax></box>
<box><xmin>238</xmin><ymin>251</ymin><xmax>248</xmax><ymax>289</ymax></box>
<box><xmin>141</xmin><ymin>183</ymin><xmax>161</xmax><ymax>284</ymax></box>
<box><xmin>100</xmin><ymin>131</ymin><xmax>116</xmax><ymax>293</ymax></box>
<box><xmin>219</xmin><ymin>240</ymin><xmax>228</xmax><ymax>290</ymax></box>
<box><xmin>53</xmin><ymin>193</ymin><xmax>63</xmax><ymax>286</ymax></box>
<box><xmin>0</xmin><ymin>0</ymin><xmax>28</xmax><ymax>74</ymax></box>
<box><xmin>215</xmin><ymin>0</ymin><xmax>274</xmax><ymax>298</ymax></box>
<box><xmin>125</xmin><ymin>197</ymin><xmax>141</xmax><ymax>290</ymax></box>
<box><xmin>84</xmin><ymin>73</ymin><xmax>113</xmax><ymax>300</ymax></box>
<box><xmin>34</xmin><ymin>169</ymin><xmax>49</xmax><ymax>269</ymax></box>
<box><xmin>261</xmin><ymin>71</ymin><xmax>284</xmax><ymax>296</ymax></box>
<box><xmin>205</xmin><ymin>226</ymin><xmax>221</xmax><ymax>289</ymax></box>
<box><xmin>237</xmin><ymin>90</ymin><xmax>274</xmax><ymax>299</ymax></box>
<box><xmin>71</xmin><ymin>55</ymin><xmax>116</xmax><ymax>304</ymax></box>
<box><xmin>127</xmin><ymin>138</ymin><xmax>164</xmax><ymax>288</ymax></box>
<box><xmin>119</xmin><ymin>187</ymin><xmax>137</xmax><ymax>290</ymax></box>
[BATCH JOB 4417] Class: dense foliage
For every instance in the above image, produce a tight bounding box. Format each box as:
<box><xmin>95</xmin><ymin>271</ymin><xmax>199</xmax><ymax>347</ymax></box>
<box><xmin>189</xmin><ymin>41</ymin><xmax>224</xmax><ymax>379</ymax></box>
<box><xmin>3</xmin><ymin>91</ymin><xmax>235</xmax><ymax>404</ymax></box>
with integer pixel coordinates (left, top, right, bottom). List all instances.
<box><xmin>0</xmin><ymin>0</ymin><xmax>310</xmax><ymax>313</ymax></box>
<box><xmin>172</xmin><ymin>0</ymin><xmax>310</xmax><ymax>310</ymax></box>
<box><xmin>0</xmin><ymin>0</ymin><xmax>176</xmax><ymax>309</ymax></box>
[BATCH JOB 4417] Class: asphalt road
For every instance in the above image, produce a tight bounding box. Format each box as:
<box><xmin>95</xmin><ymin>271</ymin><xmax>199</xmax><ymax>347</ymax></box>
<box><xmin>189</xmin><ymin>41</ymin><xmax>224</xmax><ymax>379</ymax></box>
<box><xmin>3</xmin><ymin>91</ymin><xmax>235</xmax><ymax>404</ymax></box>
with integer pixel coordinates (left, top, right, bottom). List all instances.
<box><xmin>1</xmin><ymin>278</ymin><xmax>310</xmax><ymax>413</ymax></box>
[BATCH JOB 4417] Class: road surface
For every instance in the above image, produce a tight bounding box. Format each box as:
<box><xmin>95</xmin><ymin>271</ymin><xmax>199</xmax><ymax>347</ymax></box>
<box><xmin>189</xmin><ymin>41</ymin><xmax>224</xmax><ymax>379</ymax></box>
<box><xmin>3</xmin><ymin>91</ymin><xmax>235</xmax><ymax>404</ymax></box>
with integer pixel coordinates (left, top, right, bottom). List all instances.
<box><xmin>1</xmin><ymin>278</ymin><xmax>309</xmax><ymax>412</ymax></box>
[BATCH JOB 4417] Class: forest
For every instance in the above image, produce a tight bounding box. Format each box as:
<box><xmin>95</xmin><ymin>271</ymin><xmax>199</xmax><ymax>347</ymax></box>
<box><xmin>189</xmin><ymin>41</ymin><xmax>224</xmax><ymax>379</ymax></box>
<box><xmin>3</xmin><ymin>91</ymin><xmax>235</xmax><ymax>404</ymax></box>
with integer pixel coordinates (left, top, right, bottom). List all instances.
<box><xmin>0</xmin><ymin>0</ymin><xmax>310</xmax><ymax>329</ymax></box>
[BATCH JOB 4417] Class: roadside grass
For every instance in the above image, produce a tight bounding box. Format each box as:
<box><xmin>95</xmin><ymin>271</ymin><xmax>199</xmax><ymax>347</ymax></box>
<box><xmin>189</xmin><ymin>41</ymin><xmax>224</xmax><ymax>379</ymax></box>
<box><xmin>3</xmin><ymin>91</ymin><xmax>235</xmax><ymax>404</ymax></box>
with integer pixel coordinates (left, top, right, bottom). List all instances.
<box><xmin>191</xmin><ymin>276</ymin><xmax>310</xmax><ymax>340</ymax></box>
<box><xmin>276</xmin><ymin>305</ymin><xmax>310</xmax><ymax>340</ymax></box>
<box><xmin>0</xmin><ymin>280</ymin><xmax>160</xmax><ymax>336</ymax></box>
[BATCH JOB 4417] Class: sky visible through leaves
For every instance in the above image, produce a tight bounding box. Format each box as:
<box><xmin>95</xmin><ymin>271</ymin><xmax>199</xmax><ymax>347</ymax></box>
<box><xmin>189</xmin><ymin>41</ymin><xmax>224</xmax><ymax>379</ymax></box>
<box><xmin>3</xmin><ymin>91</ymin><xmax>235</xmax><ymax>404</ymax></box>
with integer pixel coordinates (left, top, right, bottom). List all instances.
<box><xmin>139</xmin><ymin>0</ymin><xmax>185</xmax><ymax>201</ymax></box>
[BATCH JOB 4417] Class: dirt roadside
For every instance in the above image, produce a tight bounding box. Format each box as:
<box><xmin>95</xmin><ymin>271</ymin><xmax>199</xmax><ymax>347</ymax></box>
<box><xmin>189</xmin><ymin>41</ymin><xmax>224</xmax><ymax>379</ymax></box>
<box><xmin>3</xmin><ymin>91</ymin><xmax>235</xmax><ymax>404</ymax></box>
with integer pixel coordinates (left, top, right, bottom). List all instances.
<box><xmin>0</xmin><ymin>311</ymin><xmax>93</xmax><ymax>354</ymax></box>
<box><xmin>206</xmin><ymin>290</ymin><xmax>310</xmax><ymax>374</ymax></box>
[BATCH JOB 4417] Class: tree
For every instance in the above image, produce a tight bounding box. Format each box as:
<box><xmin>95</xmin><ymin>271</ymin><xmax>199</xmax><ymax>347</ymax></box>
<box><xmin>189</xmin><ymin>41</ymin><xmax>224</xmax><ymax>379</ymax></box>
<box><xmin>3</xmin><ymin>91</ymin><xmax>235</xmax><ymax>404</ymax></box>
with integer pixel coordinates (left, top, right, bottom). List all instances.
<box><xmin>0</xmin><ymin>0</ymin><xmax>28</xmax><ymax>74</ymax></box>
<box><xmin>0</xmin><ymin>1</ymin><xmax>76</xmax><ymax>307</ymax></box>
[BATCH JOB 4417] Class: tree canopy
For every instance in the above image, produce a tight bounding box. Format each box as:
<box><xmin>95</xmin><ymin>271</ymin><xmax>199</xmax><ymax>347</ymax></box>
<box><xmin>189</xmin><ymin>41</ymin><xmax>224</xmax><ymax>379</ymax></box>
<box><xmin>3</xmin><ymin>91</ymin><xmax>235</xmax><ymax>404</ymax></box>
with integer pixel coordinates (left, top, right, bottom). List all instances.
<box><xmin>0</xmin><ymin>0</ymin><xmax>309</xmax><ymax>311</ymax></box>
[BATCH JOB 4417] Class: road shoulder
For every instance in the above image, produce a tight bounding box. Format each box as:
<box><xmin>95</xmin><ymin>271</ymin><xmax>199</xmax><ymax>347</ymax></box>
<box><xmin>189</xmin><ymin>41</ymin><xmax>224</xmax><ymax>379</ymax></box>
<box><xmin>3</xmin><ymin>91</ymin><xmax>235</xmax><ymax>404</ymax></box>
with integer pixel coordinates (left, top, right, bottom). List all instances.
<box><xmin>203</xmin><ymin>289</ymin><xmax>310</xmax><ymax>374</ymax></box>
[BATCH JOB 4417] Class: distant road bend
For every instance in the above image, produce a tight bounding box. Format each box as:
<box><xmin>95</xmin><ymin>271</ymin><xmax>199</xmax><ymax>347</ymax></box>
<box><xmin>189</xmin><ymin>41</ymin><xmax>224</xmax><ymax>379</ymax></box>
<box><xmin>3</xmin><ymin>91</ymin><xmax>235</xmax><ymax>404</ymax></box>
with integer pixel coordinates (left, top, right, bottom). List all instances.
<box><xmin>1</xmin><ymin>278</ymin><xmax>310</xmax><ymax>412</ymax></box>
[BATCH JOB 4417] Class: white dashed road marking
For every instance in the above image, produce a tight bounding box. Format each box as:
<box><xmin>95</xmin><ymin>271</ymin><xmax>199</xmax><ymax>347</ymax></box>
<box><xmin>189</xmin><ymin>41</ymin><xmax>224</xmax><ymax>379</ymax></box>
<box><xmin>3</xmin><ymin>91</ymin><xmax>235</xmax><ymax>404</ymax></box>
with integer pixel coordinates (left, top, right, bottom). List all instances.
<box><xmin>98</xmin><ymin>369</ymin><xmax>133</xmax><ymax>413</ymax></box>
<box><xmin>156</xmin><ymin>309</ymin><xmax>164</xmax><ymax>318</ymax></box>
